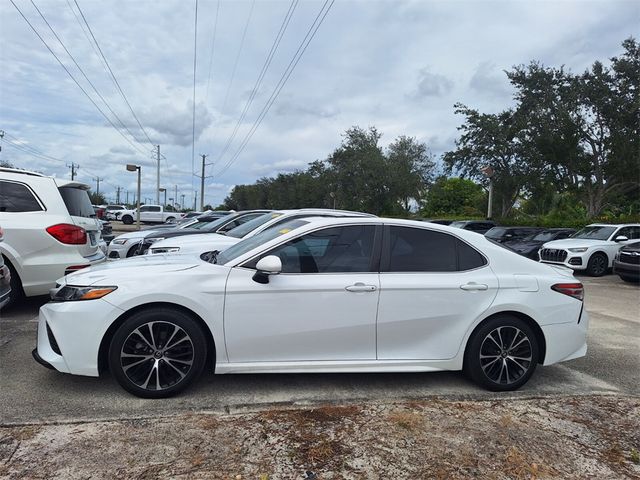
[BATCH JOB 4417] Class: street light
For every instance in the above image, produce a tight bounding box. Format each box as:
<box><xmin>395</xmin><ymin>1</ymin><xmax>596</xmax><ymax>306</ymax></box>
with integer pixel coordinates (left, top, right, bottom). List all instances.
<box><xmin>126</xmin><ymin>164</ymin><xmax>141</xmax><ymax>229</ymax></box>
<box><xmin>481</xmin><ymin>165</ymin><xmax>495</xmax><ymax>220</ymax></box>
<box><xmin>159</xmin><ymin>188</ymin><xmax>167</xmax><ymax>207</ymax></box>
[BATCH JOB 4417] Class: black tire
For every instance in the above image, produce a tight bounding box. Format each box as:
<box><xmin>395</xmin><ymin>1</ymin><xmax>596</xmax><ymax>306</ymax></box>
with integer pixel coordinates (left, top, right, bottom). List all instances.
<box><xmin>165</xmin><ymin>217</ymin><xmax>175</xmax><ymax>223</ymax></box>
<box><xmin>126</xmin><ymin>244</ymin><xmax>140</xmax><ymax>258</ymax></box>
<box><xmin>464</xmin><ymin>315</ymin><xmax>539</xmax><ymax>392</ymax></box>
<box><xmin>586</xmin><ymin>252</ymin><xmax>608</xmax><ymax>277</ymax></box>
<box><xmin>3</xmin><ymin>258</ymin><xmax>24</xmax><ymax>309</ymax></box>
<box><xmin>121</xmin><ymin>215</ymin><xmax>133</xmax><ymax>225</ymax></box>
<box><xmin>108</xmin><ymin>308</ymin><xmax>207</xmax><ymax>398</ymax></box>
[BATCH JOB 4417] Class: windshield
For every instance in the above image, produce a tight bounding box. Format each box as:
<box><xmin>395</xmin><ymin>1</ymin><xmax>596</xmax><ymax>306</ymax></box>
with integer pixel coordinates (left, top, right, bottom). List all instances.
<box><xmin>530</xmin><ymin>231</ymin><xmax>557</xmax><ymax>242</ymax></box>
<box><xmin>485</xmin><ymin>227</ymin><xmax>507</xmax><ymax>239</ymax></box>
<box><xmin>225</xmin><ymin>212</ymin><xmax>283</xmax><ymax>238</ymax></box>
<box><xmin>192</xmin><ymin>215</ymin><xmax>232</xmax><ymax>231</ymax></box>
<box><xmin>58</xmin><ymin>187</ymin><xmax>95</xmax><ymax>218</ymax></box>
<box><xmin>449</xmin><ymin>221</ymin><xmax>467</xmax><ymax>228</ymax></box>
<box><xmin>216</xmin><ymin>219</ymin><xmax>310</xmax><ymax>264</ymax></box>
<box><xmin>571</xmin><ymin>226</ymin><xmax>616</xmax><ymax>241</ymax></box>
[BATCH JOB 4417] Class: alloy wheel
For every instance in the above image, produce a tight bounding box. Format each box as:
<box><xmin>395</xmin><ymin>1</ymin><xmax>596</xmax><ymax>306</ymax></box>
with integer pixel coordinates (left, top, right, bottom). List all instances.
<box><xmin>120</xmin><ymin>321</ymin><xmax>194</xmax><ymax>391</ymax></box>
<box><xmin>589</xmin><ymin>254</ymin><xmax>607</xmax><ymax>276</ymax></box>
<box><xmin>479</xmin><ymin>326</ymin><xmax>532</xmax><ymax>385</ymax></box>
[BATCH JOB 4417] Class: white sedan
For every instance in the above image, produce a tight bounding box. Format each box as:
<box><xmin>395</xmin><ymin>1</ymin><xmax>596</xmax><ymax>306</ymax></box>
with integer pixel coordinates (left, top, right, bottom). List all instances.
<box><xmin>33</xmin><ymin>217</ymin><xmax>589</xmax><ymax>398</ymax></box>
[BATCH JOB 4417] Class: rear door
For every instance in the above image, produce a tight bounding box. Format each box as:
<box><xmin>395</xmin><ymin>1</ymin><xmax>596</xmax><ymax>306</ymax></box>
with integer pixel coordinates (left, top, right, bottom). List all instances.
<box><xmin>376</xmin><ymin>225</ymin><xmax>498</xmax><ymax>360</ymax></box>
<box><xmin>57</xmin><ymin>185</ymin><xmax>101</xmax><ymax>257</ymax></box>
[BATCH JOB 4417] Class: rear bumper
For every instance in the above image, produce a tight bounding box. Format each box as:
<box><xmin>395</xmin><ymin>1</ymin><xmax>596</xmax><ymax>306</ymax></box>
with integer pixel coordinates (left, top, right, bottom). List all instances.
<box><xmin>540</xmin><ymin>307</ymin><xmax>589</xmax><ymax>365</ymax></box>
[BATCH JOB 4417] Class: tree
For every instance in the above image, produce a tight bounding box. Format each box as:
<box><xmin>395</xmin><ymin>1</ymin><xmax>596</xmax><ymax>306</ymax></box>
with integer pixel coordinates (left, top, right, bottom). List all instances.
<box><xmin>0</xmin><ymin>160</ymin><xmax>14</xmax><ymax>168</ymax></box>
<box><xmin>421</xmin><ymin>176</ymin><xmax>485</xmax><ymax>217</ymax></box>
<box><xmin>88</xmin><ymin>191</ymin><xmax>105</xmax><ymax>205</ymax></box>
<box><xmin>386</xmin><ymin>136</ymin><xmax>436</xmax><ymax>213</ymax></box>
<box><xmin>443</xmin><ymin>105</ymin><xmax>537</xmax><ymax>217</ymax></box>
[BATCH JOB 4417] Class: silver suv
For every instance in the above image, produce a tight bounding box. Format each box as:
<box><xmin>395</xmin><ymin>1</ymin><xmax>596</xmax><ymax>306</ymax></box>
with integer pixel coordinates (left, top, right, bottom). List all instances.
<box><xmin>0</xmin><ymin>167</ymin><xmax>106</xmax><ymax>306</ymax></box>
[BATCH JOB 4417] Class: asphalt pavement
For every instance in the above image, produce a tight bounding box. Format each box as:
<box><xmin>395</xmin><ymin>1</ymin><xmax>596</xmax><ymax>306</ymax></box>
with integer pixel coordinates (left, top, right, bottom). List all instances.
<box><xmin>1</xmin><ymin>274</ymin><xmax>638</xmax><ymax>425</ymax></box>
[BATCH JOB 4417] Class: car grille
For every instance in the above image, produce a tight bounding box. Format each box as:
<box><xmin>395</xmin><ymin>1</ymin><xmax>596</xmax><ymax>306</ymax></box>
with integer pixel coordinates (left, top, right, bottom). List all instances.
<box><xmin>540</xmin><ymin>248</ymin><xmax>568</xmax><ymax>263</ymax></box>
<box><xmin>620</xmin><ymin>251</ymin><xmax>640</xmax><ymax>265</ymax></box>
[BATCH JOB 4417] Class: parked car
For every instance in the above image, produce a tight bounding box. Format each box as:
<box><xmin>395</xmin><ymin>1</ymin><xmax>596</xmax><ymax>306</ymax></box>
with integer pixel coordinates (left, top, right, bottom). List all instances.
<box><xmin>0</xmin><ymin>226</ymin><xmax>11</xmax><ymax>310</ymax></box>
<box><xmin>134</xmin><ymin>210</ymin><xmax>270</xmax><ymax>256</ymax></box>
<box><xmin>118</xmin><ymin>205</ymin><xmax>185</xmax><ymax>225</ymax></box>
<box><xmin>539</xmin><ymin>224</ymin><xmax>640</xmax><ymax>276</ymax></box>
<box><xmin>505</xmin><ymin>228</ymin><xmax>576</xmax><ymax>260</ymax></box>
<box><xmin>485</xmin><ymin>226</ymin><xmax>543</xmax><ymax>244</ymax></box>
<box><xmin>107</xmin><ymin>217</ymin><xmax>204</xmax><ymax>259</ymax></box>
<box><xmin>104</xmin><ymin>205</ymin><xmax>127</xmax><ymax>221</ymax></box>
<box><xmin>33</xmin><ymin>216</ymin><xmax>589</xmax><ymax>398</ymax></box>
<box><xmin>613</xmin><ymin>241</ymin><xmax>640</xmax><ymax>283</ymax></box>
<box><xmin>148</xmin><ymin>209</ymin><xmax>375</xmax><ymax>256</ymax></box>
<box><xmin>0</xmin><ymin>167</ymin><xmax>106</xmax><ymax>306</ymax></box>
<box><xmin>422</xmin><ymin>219</ymin><xmax>454</xmax><ymax>225</ymax></box>
<box><xmin>449</xmin><ymin>220</ymin><xmax>497</xmax><ymax>234</ymax></box>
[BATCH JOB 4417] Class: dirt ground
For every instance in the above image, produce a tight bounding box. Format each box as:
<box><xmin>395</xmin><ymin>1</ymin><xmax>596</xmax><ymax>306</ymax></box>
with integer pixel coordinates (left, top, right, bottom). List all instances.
<box><xmin>1</xmin><ymin>394</ymin><xmax>638</xmax><ymax>479</ymax></box>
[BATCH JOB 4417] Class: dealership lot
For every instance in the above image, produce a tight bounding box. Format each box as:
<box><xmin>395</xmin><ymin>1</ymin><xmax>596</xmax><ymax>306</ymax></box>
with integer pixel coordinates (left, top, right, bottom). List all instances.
<box><xmin>0</xmin><ymin>274</ymin><xmax>637</xmax><ymax>425</ymax></box>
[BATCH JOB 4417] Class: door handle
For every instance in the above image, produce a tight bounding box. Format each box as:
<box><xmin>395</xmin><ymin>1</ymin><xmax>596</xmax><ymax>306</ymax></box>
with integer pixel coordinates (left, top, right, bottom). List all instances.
<box><xmin>460</xmin><ymin>282</ymin><xmax>488</xmax><ymax>291</ymax></box>
<box><xmin>345</xmin><ymin>282</ymin><xmax>377</xmax><ymax>292</ymax></box>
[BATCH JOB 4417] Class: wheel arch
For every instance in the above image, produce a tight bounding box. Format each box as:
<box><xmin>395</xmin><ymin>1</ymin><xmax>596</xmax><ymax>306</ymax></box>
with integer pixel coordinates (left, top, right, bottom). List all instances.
<box><xmin>97</xmin><ymin>302</ymin><xmax>217</xmax><ymax>375</ymax></box>
<box><xmin>463</xmin><ymin>310</ymin><xmax>547</xmax><ymax>366</ymax></box>
<box><xmin>1</xmin><ymin>254</ymin><xmax>24</xmax><ymax>295</ymax></box>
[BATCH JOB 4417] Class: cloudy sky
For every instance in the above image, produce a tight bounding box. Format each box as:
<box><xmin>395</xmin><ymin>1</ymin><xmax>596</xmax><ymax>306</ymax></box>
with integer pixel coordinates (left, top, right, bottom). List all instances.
<box><xmin>1</xmin><ymin>0</ymin><xmax>637</xmax><ymax>207</ymax></box>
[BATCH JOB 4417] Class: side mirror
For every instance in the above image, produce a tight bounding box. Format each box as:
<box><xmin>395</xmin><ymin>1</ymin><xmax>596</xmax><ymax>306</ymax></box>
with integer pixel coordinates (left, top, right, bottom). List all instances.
<box><xmin>614</xmin><ymin>235</ymin><xmax>628</xmax><ymax>242</ymax></box>
<box><xmin>252</xmin><ymin>255</ymin><xmax>282</xmax><ymax>284</ymax></box>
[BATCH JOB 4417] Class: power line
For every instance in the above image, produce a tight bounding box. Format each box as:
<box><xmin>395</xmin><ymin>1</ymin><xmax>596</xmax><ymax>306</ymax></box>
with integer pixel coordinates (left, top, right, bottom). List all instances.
<box><xmin>9</xmin><ymin>0</ymin><xmax>151</xmax><ymax>157</ymax></box>
<box><xmin>204</xmin><ymin>0</ymin><xmax>221</xmax><ymax>103</ymax></box>
<box><xmin>191</xmin><ymin>0</ymin><xmax>199</xmax><ymax>191</ymax></box>
<box><xmin>28</xmin><ymin>0</ymin><xmax>149</xmax><ymax>157</ymax></box>
<box><xmin>220</xmin><ymin>0</ymin><xmax>256</xmax><ymax>113</ymax></box>
<box><xmin>72</xmin><ymin>0</ymin><xmax>156</xmax><ymax>146</ymax></box>
<box><xmin>215</xmin><ymin>0</ymin><xmax>298</xmax><ymax>164</ymax></box>
<box><xmin>215</xmin><ymin>0</ymin><xmax>335</xmax><ymax>179</ymax></box>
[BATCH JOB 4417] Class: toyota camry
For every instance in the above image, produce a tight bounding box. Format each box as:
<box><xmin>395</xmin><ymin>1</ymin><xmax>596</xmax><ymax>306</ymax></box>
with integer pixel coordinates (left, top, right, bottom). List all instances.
<box><xmin>33</xmin><ymin>217</ymin><xmax>589</xmax><ymax>398</ymax></box>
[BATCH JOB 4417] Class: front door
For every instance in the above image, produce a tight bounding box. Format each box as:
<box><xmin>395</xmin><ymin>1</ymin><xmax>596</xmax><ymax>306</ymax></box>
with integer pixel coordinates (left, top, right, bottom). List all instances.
<box><xmin>224</xmin><ymin>224</ymin><xmax>380</xmax><ymax>363</ymax></box>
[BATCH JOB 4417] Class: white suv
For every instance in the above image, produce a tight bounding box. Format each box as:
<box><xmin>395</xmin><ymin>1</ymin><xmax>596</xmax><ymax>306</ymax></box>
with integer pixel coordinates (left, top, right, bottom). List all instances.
<box><xmin>539</xmin><ymin>223</ymin><xmax>640</xmax><ymax>276</ymax></box>
<box><xmin>0</xmin><ymin>168</ymin><xmax>106</xmax><ymax>305</ymax></box>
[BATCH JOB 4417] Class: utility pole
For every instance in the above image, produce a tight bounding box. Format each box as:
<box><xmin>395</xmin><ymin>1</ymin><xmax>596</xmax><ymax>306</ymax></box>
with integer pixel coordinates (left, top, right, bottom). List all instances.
<box><xmin>125</xmin><ymin>190</ymin><xmax>129</xmax><ymax>204</ymax></box>
<box><xmin>93</xmin><ymin>177</ymin><xmax>103</xmax><ymax>196</ymax></box>
<box><xmin>174</xmin><ymin>185</ymin><xmax>178</xmax><ymax>209</ymax></box>
<box><xmin>67</xmin><ymin>162</ymin><xmax>79</xmax><ymax>180</ymax></box>
<box><xmin>116</xmin><ymin>186</ymin><xmax>121</xmax><ymax>204</ymax></box>
<box><xmin>193</xmin><ymin>190</ymin><xmax>198</xmax><ymax>211</ymax></box>
<box><xmin>195</xmin><ymin>154</ymin><xmax>214</xmax><ymax>211</ymax></box>
<box><xmin>156</xmin><ymin>145</ymin><xmax>161</xmax><ymax>204</ymax></box>
<box><xmin>180</xmin><ymin>194</ymin><xmax>185</xmax><ymax>210</ymax></box>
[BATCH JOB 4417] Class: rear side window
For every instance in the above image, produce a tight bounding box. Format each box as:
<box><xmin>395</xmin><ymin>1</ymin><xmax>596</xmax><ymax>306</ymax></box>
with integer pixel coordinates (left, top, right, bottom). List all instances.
<box><xmin>0</xmin><ymin>181</ymin><xmax>43</xmax><ymax>212</ymax></box>
<box><xmin>58</xmin><ymin>187</ymin><xmax>95</xmax><ymax>218</ymax></box>
<box><xmin>386</xmin><ymin>226</ymin><xmax>487</xmax><ymax>272</ymax></box>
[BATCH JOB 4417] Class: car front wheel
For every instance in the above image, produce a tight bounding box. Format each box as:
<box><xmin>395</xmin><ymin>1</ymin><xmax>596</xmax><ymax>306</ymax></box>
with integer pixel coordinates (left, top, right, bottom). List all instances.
<box><xmin>586</xmin><ymin>252</ymin><xmax>608</xmax><ymax>276</ymax></box>
<box><xmin>121</xmin><ymin>215</ymin><xmax>133</xmax><ymax>225</ymax></box>
<box><xmin>464</xmin><ymin>315</ymin><xmax>539</xmax><ymax>391</ymax></box>
<box><xmin>108</xmin><ymin>308</ymin><xmax>207</xmax><ymax>398</ymax></box>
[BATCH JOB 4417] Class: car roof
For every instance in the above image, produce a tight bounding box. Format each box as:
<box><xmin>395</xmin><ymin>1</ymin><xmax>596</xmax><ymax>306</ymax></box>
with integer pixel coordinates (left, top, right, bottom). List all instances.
<box><xmin>0</xmin><ymin>167</ymin><xmax>46</xmax><ymax>177</ymax></box>
<box><xmin>273</xmin><ymin>208</ymin><xmax>376</xmax><ymax>217</ymax></box>
<box><xmin>55</xmin><ymin>179</ymin><xmax>91</xmax><ymax>190</ymax></box>
<box><xmin>587</xmin><ymin>223</ymin><xmax>640</xmax><ymax>227</ymax></box>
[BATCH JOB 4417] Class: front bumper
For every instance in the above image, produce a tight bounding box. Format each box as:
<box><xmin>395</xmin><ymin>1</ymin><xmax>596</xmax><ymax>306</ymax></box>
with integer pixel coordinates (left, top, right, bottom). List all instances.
<box><xmin>613</xmin><ymin>260</ymin><xmax>640</xmax><ymax>279</ymax></box>
<box><xmin>107</xmin><ymin>239</ymin><xmax>142</xmax><ymax>259</ymax></box>
<box><xmin>34</xmin><ymin>298</ymin><xmax>123</xmax><ymax>377</ymax></box>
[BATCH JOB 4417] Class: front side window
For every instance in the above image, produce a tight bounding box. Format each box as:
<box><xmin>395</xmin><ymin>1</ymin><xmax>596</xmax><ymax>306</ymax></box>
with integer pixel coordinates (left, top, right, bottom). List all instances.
<box><xmin>572</xmin><ymin>226</ymin><xmax>616</xmax><ymax>241</ymax></box>
<box><xmin>616</xmin><ymin>226</ymin><xmax>640</xmax><ymax>240</ymax></box>
<box><xmin>0</xmin><ymin>181</ymin><xmax>43</xmax><ymax>212</ymax></box>
<box><xmin>253</xmin><ymin>225</ymin><xmax>376</xmax><ymax>273</ymax></box>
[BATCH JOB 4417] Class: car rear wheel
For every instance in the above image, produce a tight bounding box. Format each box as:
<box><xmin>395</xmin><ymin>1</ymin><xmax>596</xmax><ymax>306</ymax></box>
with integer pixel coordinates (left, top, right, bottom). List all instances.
<box><xmin>464</xmin><ymin>315</ymin><xmax>539</xmax><ymax>391</ymax></box>
<box><xmin>165</xmin><ymin>217</ymin><xmax>175</xmax><ymax>223</ymax></box>
<box><xmin>3</xmin><ymin>259</ymin><xmax>24</xmax><ymax>309</ymax></box>
<box><xmin>586</xmin><ymin>253</ymin><xmax>608</xmax><ymax>277</ymax></box>
<box><xmin>121</xmin><ymin>215</ymin><xmax>133</xmax><ymax>225</ymax></box>
<box><xmin>108</xmin><ymin>308</ymin><xmax>207</xmax><ymax>398</ymax></box>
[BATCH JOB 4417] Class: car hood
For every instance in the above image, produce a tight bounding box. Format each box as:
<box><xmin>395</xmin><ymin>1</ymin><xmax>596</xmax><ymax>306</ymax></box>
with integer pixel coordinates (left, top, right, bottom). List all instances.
<box><xmin>506</xmin><ymin>240</ymin><xmax>542</xmax><ymax>252</ymax></box>
<box><xmin>60</xmin><ymin>254</ymin><xmax>203</xmax><ymax>286</ymax></box>
<box><xmin>151</xmin><ymin>233</ymin><xmax>240</xmax><ymax>248</ymax></box>
<box><xmin>620</xmin><ymin>241</ymin><xmax>640</xmax><ymax>253</ymax></box>
<box><xmin>145</xmin><ymin>228</ymin><xmax>207</xmax><ymax>240</ymax></box>
<box><xmin>114</xmin><ymin>229</ymin><xmax>161</xmax><ymax>240</ymax></box>
<box><xmin>542</xmin><ymin>238</ymin><xmax>611</xmax><ymax>249</ymax></box>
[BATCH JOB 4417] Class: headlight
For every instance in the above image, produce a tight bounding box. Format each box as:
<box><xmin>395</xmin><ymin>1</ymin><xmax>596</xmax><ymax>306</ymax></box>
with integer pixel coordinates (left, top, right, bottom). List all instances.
<box><xmin>147</xmin><ymin>237</ymin><xmax>164</xmax><ymax>244</ymax></box>
<box><xmin>112</xmin><ymin>238</ymin><xmax>128</xmax><ymax>245</ymax></box>
<box><xmin>568</xmin><ymin>247</ymin><xmax>588</xmax><ymax>253</ymax></box>
<box><xmin>51</xmin><ymin>285</ymin><xmax>117</xmax><ymax>302</ymax></box>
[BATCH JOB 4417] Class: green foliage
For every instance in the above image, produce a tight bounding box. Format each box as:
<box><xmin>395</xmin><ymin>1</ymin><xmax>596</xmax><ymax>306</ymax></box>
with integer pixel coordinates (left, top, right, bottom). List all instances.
<box><xmin>421</xmin><ymin>177</ymin><xmax>485</xmax><ymax>217</ymax></box>
<box><xmin>88</xmin><ymin>191</ymin><xmax>106</xmax><ymax>205</ymax></box>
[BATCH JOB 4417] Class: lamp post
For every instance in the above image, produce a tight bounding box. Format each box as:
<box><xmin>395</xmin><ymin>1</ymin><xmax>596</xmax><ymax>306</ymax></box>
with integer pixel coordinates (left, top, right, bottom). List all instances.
<box><xmin>481</xmin><ymin>165</ymin><xmax>495</xmax><ymax>220</ymax></box>
<box><xmin>159</xmin><ymin>188</ymin><xmax>167</xmax><ymax>207</ymax></box>
<box><xmin>126</xmin><ymin>164</ymin><xmax>141</xmax><ymax>229</ymax></box>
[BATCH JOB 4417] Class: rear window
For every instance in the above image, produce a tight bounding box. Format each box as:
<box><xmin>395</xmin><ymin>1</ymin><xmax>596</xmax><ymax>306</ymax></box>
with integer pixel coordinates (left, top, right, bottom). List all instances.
<box><xmin>0</xmin><ymin>181</ymin><xmax>43</xmax><ymax>212</ymax></box>
<box><xmin>58</xmin><ymin>187</ymin><xmax>95</xmax><ymax>218</ymax></box>
<box><xmin>485</xmin><ymin>227</ymin><xmax>507</xmax><ymax>239</ymax></box>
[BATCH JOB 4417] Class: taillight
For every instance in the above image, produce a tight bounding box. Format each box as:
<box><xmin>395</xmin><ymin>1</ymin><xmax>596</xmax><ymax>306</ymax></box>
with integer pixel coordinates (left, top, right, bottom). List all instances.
<box><xmin>551</xmin><ymin>283</ymin><xmax>584</xmax><ymax>301</ymax></box>
<box><xmin>46</xmin><ymin>224</ymin><xmax>87</xmax><ymax>245</ymax></box>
